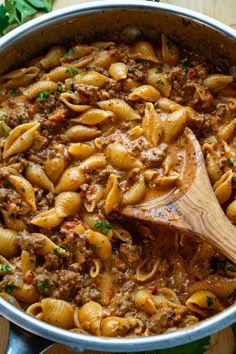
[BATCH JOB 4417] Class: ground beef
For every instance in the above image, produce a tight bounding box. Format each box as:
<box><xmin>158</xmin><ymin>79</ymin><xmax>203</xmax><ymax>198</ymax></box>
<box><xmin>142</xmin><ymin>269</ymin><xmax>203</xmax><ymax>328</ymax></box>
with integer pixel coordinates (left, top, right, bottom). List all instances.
<box><xmin>119</xmin><ymin>244</ymin><xmax>142</xmax><ymax>264</ymax></box>
<box><xmin>17</xmin><ymin>231</ymin><xmax>45</xmax><ymax>253</ymax></box>
<box><xmin>141</xmin><ymin>143</ymin><xmax>168</xmax><ymax>167</ymax></box>
<box><xmin>75</xmin><ymin>286</ymin><xmax>101</xmax><ymax>305</ymax></box>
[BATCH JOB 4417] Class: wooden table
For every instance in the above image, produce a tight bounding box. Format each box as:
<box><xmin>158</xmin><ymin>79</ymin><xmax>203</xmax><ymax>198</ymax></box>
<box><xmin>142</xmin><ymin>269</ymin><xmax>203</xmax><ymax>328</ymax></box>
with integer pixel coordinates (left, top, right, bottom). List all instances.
<box><xmin>1</xmin><ymin>1</ymin><xmax>236</xmax><ymax>353</ymax></box>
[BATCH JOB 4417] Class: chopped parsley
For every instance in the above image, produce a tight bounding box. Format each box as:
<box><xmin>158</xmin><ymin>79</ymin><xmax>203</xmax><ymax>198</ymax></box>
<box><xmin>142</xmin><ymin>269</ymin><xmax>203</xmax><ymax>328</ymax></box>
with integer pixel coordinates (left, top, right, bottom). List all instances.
<box><xmin>0</xmin><ymin>123</ymin><xmax>5</xmax><ymax>133</ymax></box>
<box><xmin>16</xmin><ymin>115</ymin><xmax>24</xmax><ymax>123</ymax></box>
<box><xmin>53</xmin><ymin>248</ymin><xmax>60</xmax><ymax>256</ymax></box>
<box><xmin>95</xmin><ymin>220</ymin><xmax>112</xmax><ymax>235</ymax></box>
<box><xmin>216</xmin><ymin>260</ymin><xmax>226</xmax><ymax>271</ymax></box>
<box><xmin>156</xmin><ymin>79</ymin><xmax>164</xmax><ymax>86</ymax></box>
<box><xmin>90</xmin><ymin>243</ymin><xmax>101</xmax><ymax>252</ymax></box>
<box><xmin>167</xmin><ymin>40</ymin><xmax>174</xmax><ymax>49</ymax></box>
<box><xmin>227</xmin><ymin>157</ymin><xmax>234</xmax><ymax>167</ymax></box>
<box><xmin>37</xmin><ymin>279</ymin><xmax>50</xmax><ymax>292</ymax></box>
<box><xmin>65</xmin><ymin>68</ymin><xmax>78</xmax><ymax>75</ymax></box>
<box><xmin>56</xmin><ymin>84</ymin><xmax>63</xmax><ymax>92</ymax></box>
<box><xmin>206</xmin><ymin>296</ymin><xmax>214</xmax><ymax>307</ymax></box>
<box><xmin>38</xmin><ymin>90</ymin><xmax>51</xmax><ymax>102</ymax></box>
<box><xmin>10</xmin><ymin>89</ymin><xmax>17</xmax><ymax>97</ymax></box>
<box><xmin>156</xmin><ymin>69</ymin><xmax>162</xmax><ymax>74</ymax></box>
<box><xmin>20</xmin><ymin>187</ymin><xmax>26</xmax><ymax>193</ymax></box>
<box><xmin>0</xmin><ymin>114</ymin><xmax>7</xmax><ymax>120</ymax></box>
<box><xmin>64</xmin><ymin>48</ymin><xmax>75</xmax><ymax>58</ymax></box>
<box><xmin>6</xmin><ymin>283</ymin><xmax>17</xmax><ymax>294</ymax></box>
<box><xmin>0</xmin><ymin>264</ymin><xmax>12</xmax><ymax>272</ymax></box>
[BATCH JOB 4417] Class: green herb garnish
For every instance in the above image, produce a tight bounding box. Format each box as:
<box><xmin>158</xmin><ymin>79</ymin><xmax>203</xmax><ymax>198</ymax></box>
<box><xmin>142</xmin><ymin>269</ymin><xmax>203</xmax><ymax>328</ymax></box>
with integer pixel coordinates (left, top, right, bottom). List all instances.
<box><xmin>206</xmin><ymin>296</ymin><xmax>214</xmax><ymax>307</ymax></box>
<box><xmin>56</xmin><ymin>84</ymin><xmax>63</xmax><ymax>92</ymax></box>
<box><xmin>66</xmin><ymin>68</ymin><xmax>78</xmax><ymax>75</ymax></box>
<box><xmin>53</xmin><ymin>248</ymin><xmax>60</xmax><ymax>256</ymax></box>
<box><xmin>6</xmin><ymin>283</ymin><xmax>16</xmax><ymax>294</ymax></box>
<box><xmin>181</xmin><ymin>57</ymin><xmax>194</xmax><ymax>70</ymax></box>
<box><xmin>156</xmin><ymin>69</ymin><xmax>162</xmax><ymax>74</ymax></box>
<box><xmin>90</xmin><ymin>243</ymin><xmax>101</xmax><ymax>252</ymax></box>
<box><xmin>0</xmin><ymin>264</ymin><xmax>12</xmax><ymax>272</ymax></box>
<box><xmin>216</xmin><ymin>260</ymin><xmax>226</xmax><ymax>271</ymax></box>
<box><xmin>167</xmin><ymin>40</ymin><xmax>174</xmax><ymax>49</ymax></box>
<box><xmin>16</xmin><ymin>115</ymin><xmax>24</xmax><ymax>123</ymax></box>
<box><xmin>0</xmin><ymin>114</ymin><xmax>7</xmax><ymax>121</ymax></box>
<box><xmin>0</xmin><ymin>0</ymin><xmax>53</xmax><ymax>36</ymax></box>
<box><xmin>38</xmin><ymin>90</ymin><xmax>50</xmax><ymax>101</ymax></box>
<box><xmin>95</xmin><ymin>220</ymin><xmax>112</xmax><ymax>235</ymax></box>
<box><xmin>20</xmin><ymin>187</ymin><xmax>26</xmax><ymax>193</ymax></box>
<box><xmin>156</xmin><ymin>79</ymin><xmax>164</xmax><ymax>86</ymax></box>
<box><xmin>37</xmin><ymin>279</ymin><xmax>50</xmax><ymax>292</ymax></box>
<box><xmin>227</xmin><ymin>157</ymin><xmax>234</xmax><ymax>167</ymax></box>
<box><xmin>0</xmin><ymin>124</ymin><xmax>5</xmax><ymax>133</ymax></box>
<box><xmin>10</xmin><ymin>89</ymin><xmax>17</xmax><ymax>96</ymax></box>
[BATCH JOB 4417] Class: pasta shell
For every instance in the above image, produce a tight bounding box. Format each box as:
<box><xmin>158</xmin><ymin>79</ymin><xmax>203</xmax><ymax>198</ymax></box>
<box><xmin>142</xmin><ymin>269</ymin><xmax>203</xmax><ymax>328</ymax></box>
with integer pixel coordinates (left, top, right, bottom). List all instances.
<box><xmin>213</xmin><ymin>170</ymin><xmax>233</xmax><ymax>204</ymax></box>
<box><xmin>152</xmin><ymin>173</ymin><xmax>179</xmax><ymax>187</ymax></box>
<box><xmin>98</xmin><ymin>99</ymin><xmax>141</xmax><ymax>121</ymax></box>
<box><xmin>55</xmin><ymin>192</ymin><xmax>81</xmax><ymax>217</ymax></box>
<box><xmin>40</xmin><ymin>45</ymin><xmax>66</xmax><ymax>69</ymax></box>
<box><xmin>204</xmin><ymin>74</ymin><xmax>233</xmax><ymax>92</ymax></box>
<box><xmin>91</xmin><ymin>41</ymin><xmax>115</xmax><ymax>49</ymax></box>
<box><xmin>42</xmin><ymin>66</ymin><xmax>73</xmax><ymax>82</ymax></box>
<box><xmin>79</xmin><ymin>153</ymin><xmax>107</xmax><ymax>171</ymax></box>
<box><xmin>113</xmin><ymin>224</ymin><xmax>132</xmax><ymax>243</ymax></box>
<box><xmin>136</xmin><ymin>257</ymin><xmax>160</xmax><ymax>282</ymax></box>
<box><xmin>65</xmin><ymin>125</ymin><xmax>101</xmax><ymax>142</ymax></box>
<box><xmin>129</xmin><ymin>85</ymin><xmax>160</xmax><ymax>102</ymax></box>
<box><xmin>24</xmin><ymin>81</ymin><xmax>57</xmax><ymax>98</ymax></box>
<box><xmin>134</xmin><ymin>290</ymin><xmax>157</xmax><ymax>314</ymax></box>
<box><xmin>31</xmin><ymin>208</ymin><xmax>63</xmax><ymax>229</ymax></box>
<box><xmin>129</xmin><ymin>41</ymin><xmax>159</xmax><ymax>63</ymax></box>
<box><xmin>100</xmin><ymin>317</ymin><xmax>139</xmax><ymax>337</ymax></box>
<box><xmin>44</xmin><ymin>154</ymin><xmax>65</xmax><ymax>184</ymax></box>
<box><xmin>25</xmin><ymin>163</ymin><xmax>54</xmax><ymax>193</ymax></box>
<box><xmin>76</xmin><ymin>301</ymin><xmax>102</xmax><ymax>335</ymax></box>
<box><xmin>99</xmin><ymin>273</ymin><xmax>114</xmax><ymax>305</ymax></box>
<box><xmin>158</xmin><ymin>97</ymin><xmax>182</xmax><ymax>112</ymax></box>
<box><xmin>123</xmin><ymin>78</ymin><xmax>140</xmax><ymax>92</ymax></box>
<box><xmin>41</xmin><ymin>298</ymin><xmax>74</xmax><ymax>329</ymax></box>
<box><xmin>20</xmin><ymin>250</ymin><xmax>35</xmax><ymax>274</ymax></box>
<box><xmin>31</xmin><ymin>233</ymin><xmax>66</xmax><ymax>256</ymax></box>
<box><xmin>71</xmin><ymin>108</ymin><xmax>114</xmax><ymax>125</ymax></box>
<box><xmin>0</xmin><ymin>67</ymin><xmax>40</xmax><ymax>89</ymax></box>
<box><xmin>164</xmin><ymin>108</ymin><xmax>188</xmax><ymax>143</ymax></box>
<box><xmin>64</xmin><ymin>55</ymin><xmax>94</xmax><ymax>69</ymax></box>
<box><xmin>90</xmin><ymin>259</ymin><xmax>102</xmax><ymax>278</ymax></box>
<box><xmin>122</xmin><ymin>175</ymin><xmax>146</xmax><ymax>206</ymax></box>
<box><xmin>62</xmin><ymin>45</ymin><xmax>96</xmax><ymax>62</ymax></box>
<box><xmin>68</xmin><ymin>143</ymin><xmax>96</xmax><ymax>160</ymax></box>
<box><xmin>2</xmin><ymin>210</ymin><xmax>27</xmax><ymax>231</ymax></box>
<box><xmin>87</xmin><ymin>229</ymin><xmax>112</xmax><ymax>261</ymax></box>
<box><xmin>188</xmin><ymin>275</ymin><xmax>236</xmax><ymax>298</ymax></box>
<box><xmin>84</xmin><ymin>184</ymin><xmax>104</xmax><ymax>213</ymax></box>
<box><xmin>55</xmin><ymin>166</ymin><xmax>85</xmax><ymax>193</ymax></box>
<box><xmin>142</xmin><ymin>102</ymin><xmax>163</xmax><ymax>146</ymax></box>
<box><xmin>146</xmin><ymin>69</ymin><xmax>171</xmax><ymax>97</ymax></box>
<box><xmin>74</xmin><ymin>70</ymin><xmax>108</xmax><ymax>88</ymax></box>
<box><xmin>93</xmin><ymin>50</ymin><xmax>116</xmax><ymax>69</ymax></box>
<box><xmin>60</xmin><ymin>92</ymin><xmax>91</xmax><ymax>112</ymax></box>
<box><xmin>106</xmin><ymin>143</ymin><xmax>142</xmax><ymax>170</ymax></box>
<box><xmin>3</xmin><ymin>122</ymin><xmax>40</xmax><ymax>159</ymax></box>
<box><xmin>186</xmin><ymin>290</ymin><xmax>223</xmax><ymax>318</ymax></box>
<box><xmin>13</xmin><ymin>284</ymin><xmax>39</xmax><ymax>304</ymax></box>
<box><xmin>218</xmin><ymin>118</ymin><xmax>236</xmax><ymax>141</ymax></box>
<box><xmin>161</xmin><ymin>34</ymin><xmax>180</xmax><ymax>66</ymax></box>
<box><xmin>226</xmin><ymin>200</ymin><xmax>236</xmax><ymax>223</ymax></box>
<box><xmin>104</xmin><ymin>174</ymin><xmax>122</xmax><ymax>215</ymax></box>
<box><xmin>108</xmin><ymin>62</ymin><xmax>128</xmax><ymax>81</ymax></box>
<box><xmin>0</xmin><ymin>228</ymin><xmax>19</xmax><ymax>257</ymax></box>
<box><xmin>127</xmin><ymin>126</ymin><xmax>144</xmax><ymax>140</ymax></box>
<box><xmin>8</xmin><ymin>174</ymin><xmax>36</xmax><ymax>211</ymax></box>
<box><xmin>205</xmin><ymin>153</ymin><xmax>221</xmax><ymax>184</ymax></box>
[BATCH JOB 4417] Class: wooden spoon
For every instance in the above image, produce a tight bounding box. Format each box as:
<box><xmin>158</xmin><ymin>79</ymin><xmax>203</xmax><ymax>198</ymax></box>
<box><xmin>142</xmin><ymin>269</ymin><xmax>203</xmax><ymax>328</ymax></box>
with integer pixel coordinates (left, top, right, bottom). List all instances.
<box><xmin>122</xmin><ymin>127</ymin><xmax>236</xmax><ymax>264</ymax></box>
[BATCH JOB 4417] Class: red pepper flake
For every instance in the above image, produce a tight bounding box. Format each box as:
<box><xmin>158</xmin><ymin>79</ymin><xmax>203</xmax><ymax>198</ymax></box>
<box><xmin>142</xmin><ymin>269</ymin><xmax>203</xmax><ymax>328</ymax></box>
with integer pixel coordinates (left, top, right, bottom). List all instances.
<box><xmin>24</xmin><ymin>271</ymin><xmax>34</xmax><ymax>284</ymax></box>
<box><xmin>188</xmin><ymin>68</ymin><xmax>198</xmax><ymax>79</ymax></box>
<box><xmin>109</xmin><ymin>136</ymin><xmax>115</xmax><ymax>143</ymax></box>
<box><xmin>49</xmin><ymin>111</ymin><xmax>65</xmax><ymax>123</ymax></box>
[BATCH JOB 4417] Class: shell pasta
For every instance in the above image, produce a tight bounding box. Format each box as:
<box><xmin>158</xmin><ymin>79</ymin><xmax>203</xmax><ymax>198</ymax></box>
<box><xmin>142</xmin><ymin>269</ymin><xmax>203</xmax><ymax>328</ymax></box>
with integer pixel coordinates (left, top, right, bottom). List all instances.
<box><xmin>0</xmin><ymin>33</ymin><xmax>236</xmax><ymax>338</ymax></box>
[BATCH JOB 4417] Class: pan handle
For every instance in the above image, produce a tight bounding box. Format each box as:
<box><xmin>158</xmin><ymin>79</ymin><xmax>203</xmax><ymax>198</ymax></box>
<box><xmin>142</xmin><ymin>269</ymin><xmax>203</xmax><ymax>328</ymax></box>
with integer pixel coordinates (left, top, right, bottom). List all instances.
<box><xmin>5</xmin><ymin>322</ymin><xmax>53</xmax><ymax>354</ymax></box>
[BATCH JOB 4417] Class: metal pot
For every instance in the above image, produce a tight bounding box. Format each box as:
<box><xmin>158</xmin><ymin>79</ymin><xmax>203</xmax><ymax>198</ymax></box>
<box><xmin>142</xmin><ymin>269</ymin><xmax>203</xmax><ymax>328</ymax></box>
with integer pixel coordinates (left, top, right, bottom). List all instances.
<box><xmin>0</xmin><ymin>2</ymin><xmax>236</xmax><ymax>353</ymax></box>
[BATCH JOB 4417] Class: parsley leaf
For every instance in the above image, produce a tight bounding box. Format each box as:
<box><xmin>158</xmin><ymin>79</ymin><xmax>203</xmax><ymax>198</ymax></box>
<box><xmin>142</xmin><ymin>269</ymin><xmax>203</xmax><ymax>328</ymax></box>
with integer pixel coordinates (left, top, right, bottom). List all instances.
<box><xmin>38</xmin><ymin>90</ymin><xmax>50</xmax><ymax>101</ymax></box>
<box><xmin>53</xmin><ymin>247</ymin><xmax>60</xmax><ymax>256</ymax></box>
<box><xmin>37</xmin><ymin>279</ymin><xmax>50</xmax><ymax>292</ymax></box>
<box><xmin>207</xmin><ymin>296</ymin><xmax>214</xmax><ymax>307</ymax></box>
<box><xmin>216</xmin><ymin>260</ymin><xmax>226</xmax><ymax>271</ymax></box>
<box><xmin>167</xmin><ymin>40</ymin><xmax>174</xmax><ymax>49</ymax></box>
<box><xmin>16</xmin><ymin>115</ymin><xmax>24</xmax><ymax>123</ymax></box>
<box><xmin>11</xmin><ymin>89</ymin><xmax>17</xmax><ymax>96</ymax></box>
<box><xmin>0</xmin><ymin>4</ymin><xmax>9</xmax><ymax>35</ymax></box>
<box><xmin>6</xmin><ymin>283</ymin><xmax>17</xmax><ymax>294</ymax></box>
<box><xmin>227</xmin><ymin>157</ymin><xmax>234</xmax><ymax>166</ymax></box>
<box><xmin>66</xmin><ymin>68</ymin><xmax>78</xmax><ymax>75</ymax></box>
<box><xmin>156</xmin><ymin>69</ymin><xmax>162</xmax><ymax>74</ymax></box>
<box><xmin>56</xmin><ymin>84</ymin><xmax>63</xmax><ymax>92</ymax></box>
<box><xmin>0</xmin><ymin>264</ymin><xmax>12</xmax><ymax>272</ymax></box>
<box><xmin>156</xmin><ymin>79</ymin><xmax>164</xmax><ymax>86</ymax></box>
<box><xmin>95</xmin><ymin>220</ymin><xmax>112</xmax><ymax>235</ymax></box>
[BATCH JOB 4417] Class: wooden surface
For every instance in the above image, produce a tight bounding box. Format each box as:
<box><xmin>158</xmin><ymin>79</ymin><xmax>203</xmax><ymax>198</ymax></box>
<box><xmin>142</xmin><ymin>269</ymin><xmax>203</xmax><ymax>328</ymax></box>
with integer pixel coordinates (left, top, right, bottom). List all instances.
<box><xmin>1</xmin><ymin>1</ymin><xmax>236</xmax><ymax>353</ymax></box>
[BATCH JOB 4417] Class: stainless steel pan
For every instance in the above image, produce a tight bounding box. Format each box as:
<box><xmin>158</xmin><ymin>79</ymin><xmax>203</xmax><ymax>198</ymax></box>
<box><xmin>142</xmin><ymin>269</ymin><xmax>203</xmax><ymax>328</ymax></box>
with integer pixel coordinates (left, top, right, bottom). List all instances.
<box><xmin>0</xmin><ymin>2</ymin><xmax>236</xmax><ymax>353</ymax></box>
